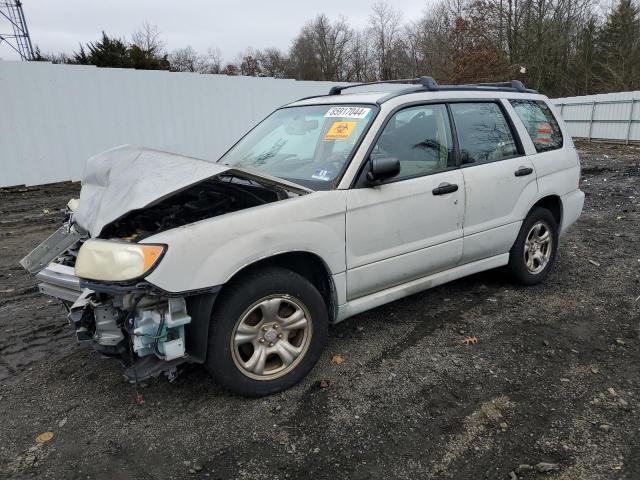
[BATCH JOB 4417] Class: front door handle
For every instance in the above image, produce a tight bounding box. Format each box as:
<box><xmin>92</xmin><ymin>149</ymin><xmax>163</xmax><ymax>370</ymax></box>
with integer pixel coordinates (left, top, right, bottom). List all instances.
<box><xmin>432</xmin><ymin>183</ymin><xmax>459</xmax><ymax>195</ymax></box>
<box><xmin>514</xmin><ymin>167</ymin><xmax>534</xmax><ymax>177</ymax></box>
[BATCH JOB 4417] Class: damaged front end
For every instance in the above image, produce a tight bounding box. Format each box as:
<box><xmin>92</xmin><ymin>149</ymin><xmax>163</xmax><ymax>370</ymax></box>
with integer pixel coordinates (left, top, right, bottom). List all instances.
<box><xmin>69</xmin><ymin>288</ymin><xmax>199</xmax><ymax>381</ymax></box>
<box><xmin>20</xmin><ymin>205</ymin><xmax>210</xmax><ymax>382</ymax></box>
<box><xmin>20</xmin><ymin>145</ymin><xmax>310</xmax><ymax>382</ymax></box>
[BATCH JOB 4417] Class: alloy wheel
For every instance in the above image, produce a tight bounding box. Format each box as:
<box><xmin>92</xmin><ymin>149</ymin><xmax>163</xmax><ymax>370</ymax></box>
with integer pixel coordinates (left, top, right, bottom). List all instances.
<box><xmin>524</xmin><ymin>221</ymin><xmax>553</xmax><ymax>274</ymax></box>
<box><xmin>230</xmin><ymin>295</ymin><xmax>313</xmax><ymax>380</ymax></box>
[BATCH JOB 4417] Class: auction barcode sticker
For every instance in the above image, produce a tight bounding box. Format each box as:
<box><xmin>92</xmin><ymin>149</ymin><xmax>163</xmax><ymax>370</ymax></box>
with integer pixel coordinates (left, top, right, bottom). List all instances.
<box><xmin>324</xmin><ymin>106</ymin><xmax>371</xmax><ymax>119</ymax></box>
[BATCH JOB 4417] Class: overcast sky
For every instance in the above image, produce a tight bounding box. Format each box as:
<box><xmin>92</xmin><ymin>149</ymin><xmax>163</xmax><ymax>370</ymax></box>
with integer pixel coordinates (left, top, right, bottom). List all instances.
<box><xmin>1</xmin><ymin>0</ymin><xmax>429</xmax><ymax>61</ymax></box>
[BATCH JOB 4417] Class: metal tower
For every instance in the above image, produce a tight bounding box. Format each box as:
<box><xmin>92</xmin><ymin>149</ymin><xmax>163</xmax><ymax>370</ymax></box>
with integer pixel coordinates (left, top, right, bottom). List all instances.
<box><xmin>0</xmin><ymin>0</ymin><xmax>34</xmax><ymax>60</ymax></box>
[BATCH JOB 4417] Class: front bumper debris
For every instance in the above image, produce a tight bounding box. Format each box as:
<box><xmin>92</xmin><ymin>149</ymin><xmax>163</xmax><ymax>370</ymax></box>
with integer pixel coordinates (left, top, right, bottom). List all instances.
<box><xmin>35</xmin><ymin>263</ymin><xmax>83</xmax><ymax>303</ymax></box>
<box><xmin>21</xmin><ymin>220</ymin><xmax>194</xmax><ymax>382</ymax></box>
<box><xmin>20</xmin><ymin>224</ymin><xmax>83</xmax><ymax>274</ymax></box>
<box><xmin>28</xmin><ymin>256</ymin><xmax>193</xmax><ymax>382</ymax></box>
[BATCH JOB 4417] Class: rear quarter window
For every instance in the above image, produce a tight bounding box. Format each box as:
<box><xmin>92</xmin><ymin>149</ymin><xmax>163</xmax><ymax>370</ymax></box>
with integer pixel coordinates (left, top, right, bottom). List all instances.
<box><xmin>510</xmin><ymin>100</ymin><xmax>563</xmax><ymax>153</ymax></box>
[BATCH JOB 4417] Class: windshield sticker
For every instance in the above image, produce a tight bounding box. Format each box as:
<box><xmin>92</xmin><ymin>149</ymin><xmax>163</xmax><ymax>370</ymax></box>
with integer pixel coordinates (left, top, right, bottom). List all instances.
<box><xmin>311</xmin><ymin>168</ymin><xmax>333</xmax><ymax>181</ymax></box>
<box><xmin>324</xmin><ymin>121</ymin><xmax>356</xmax><ymax>141</ymax></box>
<box><xmin>324</xmin><ymin>106</ymin><xmax>371</xmax><ymax>119</ymax></box>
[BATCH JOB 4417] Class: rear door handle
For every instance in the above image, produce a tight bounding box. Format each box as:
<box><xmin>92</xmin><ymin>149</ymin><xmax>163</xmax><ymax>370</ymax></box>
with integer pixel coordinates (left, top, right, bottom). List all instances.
<box><xmin>432</xmin><ymin>183</ymin><xmax>459</xmax><ymax>195</ymax></box>
<box><xmin>514</xmin><ymin>167</ymin><xmax>534</xmax><ymax>177</ymax></box>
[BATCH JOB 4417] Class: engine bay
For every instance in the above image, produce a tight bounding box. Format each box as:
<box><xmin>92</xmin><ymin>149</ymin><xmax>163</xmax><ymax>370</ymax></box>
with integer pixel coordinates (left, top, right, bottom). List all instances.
<box><xmin>99</xmin><ymin>175</ymin><xmax>293</xmax><ymax>240</ymax></box>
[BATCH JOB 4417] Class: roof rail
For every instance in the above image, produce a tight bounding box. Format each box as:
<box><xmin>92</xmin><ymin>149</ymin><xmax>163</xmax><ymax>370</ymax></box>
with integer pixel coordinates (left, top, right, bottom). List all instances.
<box><xmin>417</xmin><ymin>76</ymin><xmax>439</xmax><ymax>90</ymax></box>
<box><xmin>376</xmin><ymin>77</ymin><xmax>537</xmax><ymax>103</ymax></box>
<box><xmin>414</xmin><ymin>77</ymin><xmax>536</xmax><ymax>94</ymax></box>
<box><xmin>454</xmin><ymin>80</ymin><xmax>529</xmax><ymax>92</ymax></box>
<box><xmin>328</xmin><ymin>78</ymin><xmax>422</xmax><ymax>96</ymax></box>
<box><xmin>326</xmin><ymin>76</ymin><xmax>537</xmax><ymax>102</ymax></box>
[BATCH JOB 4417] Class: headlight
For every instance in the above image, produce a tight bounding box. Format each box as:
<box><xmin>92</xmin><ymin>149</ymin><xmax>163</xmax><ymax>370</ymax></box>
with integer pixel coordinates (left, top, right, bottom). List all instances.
<box><xmin>66</xmin><ymin>198</ymin><xmax>79</xmax><ymax>212</ymax></box>
<box><xmin>75</xmin><ymin>239</ymin><xmax>166</xmax><ymax>282</ymax></box>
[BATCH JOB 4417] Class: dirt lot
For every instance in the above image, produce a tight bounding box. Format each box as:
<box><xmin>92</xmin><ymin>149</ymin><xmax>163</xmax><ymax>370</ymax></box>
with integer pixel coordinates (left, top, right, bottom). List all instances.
<box><xmin>0</xmin><ymin>141</ymin><xmax>639</xmax><ymax>480</ymax></box>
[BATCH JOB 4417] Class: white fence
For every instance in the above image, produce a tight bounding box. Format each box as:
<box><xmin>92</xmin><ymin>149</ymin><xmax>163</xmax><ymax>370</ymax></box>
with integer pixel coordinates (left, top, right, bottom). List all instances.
<box><xmin>0</xmin><ymin>61</ymin><xmax>343</xmax><ymax>188</ymax></box>
<box><xmin>2</xmin><ymin>60</ymin><xmax>639</xmax><ymax>188</ymax></box>
<box><xmin>553</xmin><ymin>91</ymin><xmax>640</xmax><ymax>144</ymax></box>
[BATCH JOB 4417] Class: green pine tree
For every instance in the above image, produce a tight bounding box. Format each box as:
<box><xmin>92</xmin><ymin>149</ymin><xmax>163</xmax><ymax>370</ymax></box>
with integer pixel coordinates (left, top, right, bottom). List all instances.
<box><xmin>574</xmin><ymin>17</ymin><xmax>598</xmax><ymax>95</ymax></box>
<box><xmin>84</xmin><ymin>32</ymin><xmax>131</xmax><ymax>68</ymax></box>
<box><xmin>595</xmin><ymin>0</ymin><xmax>640</xmax><ymax>91</ymax></box>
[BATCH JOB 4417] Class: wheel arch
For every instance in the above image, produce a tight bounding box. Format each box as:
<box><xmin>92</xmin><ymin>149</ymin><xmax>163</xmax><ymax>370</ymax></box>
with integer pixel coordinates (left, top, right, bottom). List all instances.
<box><xmin>528</xmin><ymin>194</ymin><xmax>562</xmax><ymax>227</ymax></box>
<box><xmin>508</xmin><ymin>194</ymin><xmax>563</xmax><ymax>256</ymax></box>
<box><xmin>223</xmin><ymin>251</ymin><xmax>338</xmax><ymax>321</ymax></box>
<box><xmin>186</xmin><ymin>251</ymin><xmax>338</xmax><ymax>362</ymax></box>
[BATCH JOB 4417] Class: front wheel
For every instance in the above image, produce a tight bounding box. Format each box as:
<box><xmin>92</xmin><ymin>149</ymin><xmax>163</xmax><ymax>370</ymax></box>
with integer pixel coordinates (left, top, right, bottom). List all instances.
<box><xmin>508</xmin><ymin>207</ymin><xmax>559</xmax><ymax>285</ymax></box>
<box><xmin>206</xmin><ymin>267</ymin><xmax>328</xmax><ymax>396</ymax></box>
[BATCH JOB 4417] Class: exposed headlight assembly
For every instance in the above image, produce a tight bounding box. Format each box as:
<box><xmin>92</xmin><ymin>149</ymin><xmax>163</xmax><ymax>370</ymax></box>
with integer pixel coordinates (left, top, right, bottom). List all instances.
<box><xmin>75</xmin><ymin>239</ymin><xmax>165</xmax><ymax>282</ymax></box>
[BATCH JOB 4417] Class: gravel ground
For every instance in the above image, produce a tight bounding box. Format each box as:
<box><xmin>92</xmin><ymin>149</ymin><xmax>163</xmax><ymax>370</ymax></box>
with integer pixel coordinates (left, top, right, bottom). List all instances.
<box><xmin>0</xmin><ymin>141</ymin><xmax>639</xmax><ymax>480</ymax></box>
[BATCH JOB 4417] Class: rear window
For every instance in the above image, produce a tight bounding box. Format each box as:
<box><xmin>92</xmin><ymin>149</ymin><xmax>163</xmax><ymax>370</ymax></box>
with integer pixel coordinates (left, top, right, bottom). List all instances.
<box><xmin>510</xmin><ymin>100</ymin><xmax>563</xmax><ymax>153</ymax></box>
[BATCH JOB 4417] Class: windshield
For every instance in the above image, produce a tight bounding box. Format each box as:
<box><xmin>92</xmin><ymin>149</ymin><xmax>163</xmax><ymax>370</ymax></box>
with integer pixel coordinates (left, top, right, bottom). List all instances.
<box><xmin>219</xmin><ymin>104</ymin><xmax>377</xmax><ymax>190</ymax></box>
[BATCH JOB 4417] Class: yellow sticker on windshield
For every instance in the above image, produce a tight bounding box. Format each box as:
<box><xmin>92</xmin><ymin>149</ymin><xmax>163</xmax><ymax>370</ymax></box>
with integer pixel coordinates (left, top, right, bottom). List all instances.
<box><xmin>324</xmin><ymin>121</ymin><xmax>356</xmax><ymax>141</ymax></box>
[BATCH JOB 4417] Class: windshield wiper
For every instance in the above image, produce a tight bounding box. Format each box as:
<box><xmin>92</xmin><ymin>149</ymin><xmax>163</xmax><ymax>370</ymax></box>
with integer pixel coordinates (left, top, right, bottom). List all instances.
<box><xmin>253</xmin><ymin>139</ymin><xmax>288</xmax><ymax>165</ymax></box>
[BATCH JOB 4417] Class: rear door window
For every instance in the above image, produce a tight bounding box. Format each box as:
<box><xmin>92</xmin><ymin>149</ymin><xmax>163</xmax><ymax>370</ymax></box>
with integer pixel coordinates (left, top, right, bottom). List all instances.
<box><xmin>449</xmin><ymin>103</ymin><xmax>519</xmax><ymax>165</ymax></box>
<box><xmin>509</xmin><ymin>100</ymin><xmax>563</xmax><ymax>152</ymax></box>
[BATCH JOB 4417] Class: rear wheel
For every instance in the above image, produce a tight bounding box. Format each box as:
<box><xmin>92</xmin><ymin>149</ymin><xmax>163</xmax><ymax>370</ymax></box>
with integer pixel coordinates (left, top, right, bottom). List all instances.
<box><xmin>508</xmin><ymin>207</ymin><xmax>558</xmax><ymax>285</ymax></box>
<box><xmin>206</xmin><ymin>267</ymin><xmax>328</xmax><ymax>396</ymax></box>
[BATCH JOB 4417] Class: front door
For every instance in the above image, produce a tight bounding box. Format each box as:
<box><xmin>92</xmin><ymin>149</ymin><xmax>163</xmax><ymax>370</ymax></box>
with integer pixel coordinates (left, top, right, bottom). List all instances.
<box><xmin>345</xmin><ymin>104</ymin><xmax>465</xmax><ymax>300</ymax></box>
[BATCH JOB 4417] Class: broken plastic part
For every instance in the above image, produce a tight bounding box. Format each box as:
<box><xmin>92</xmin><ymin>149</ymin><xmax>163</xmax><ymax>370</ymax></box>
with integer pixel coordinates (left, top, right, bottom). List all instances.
<box><xmin>133</xmin><ymin>297</ymin><xmax>191</xmax><ymax>361</ymax></box>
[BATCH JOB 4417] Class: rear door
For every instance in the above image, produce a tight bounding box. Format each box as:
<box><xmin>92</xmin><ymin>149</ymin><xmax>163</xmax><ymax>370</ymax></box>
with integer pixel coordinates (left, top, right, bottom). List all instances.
<box><xmin>345</xmin><ymin>103</ymin><xmax>465</xmax><ymax>300</ymax></box>
<box><xmin>450</xmin><ymin>101</ymin><xmax>538</xmax><ymax>263</ymax></box>
<box><xmin>507</xmin><ymin>99</ymin><xmax>579</xmax><ymax>196</ymax></box>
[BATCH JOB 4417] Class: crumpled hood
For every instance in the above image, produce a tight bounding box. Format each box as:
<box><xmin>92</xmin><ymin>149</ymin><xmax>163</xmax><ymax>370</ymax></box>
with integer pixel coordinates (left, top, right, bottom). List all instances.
<box><xmin>74</xmin><ymin>145</ymin><xmax>310</xmax><ymax>237</ymax></box>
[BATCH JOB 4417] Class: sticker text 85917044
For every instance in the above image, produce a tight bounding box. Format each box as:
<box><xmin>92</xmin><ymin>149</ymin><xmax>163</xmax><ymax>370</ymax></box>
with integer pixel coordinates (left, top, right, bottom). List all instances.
<box><xmin>324</xmin><ymin>106</ymin><xmax>371</xmax><ymax>119</ymax></box>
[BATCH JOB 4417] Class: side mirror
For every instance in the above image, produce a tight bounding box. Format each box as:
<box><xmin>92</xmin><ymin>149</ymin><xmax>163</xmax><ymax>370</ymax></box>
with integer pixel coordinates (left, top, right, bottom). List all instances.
<box><xmin>366</xmin><ymin>157</ymin><xmax>400</xmax><ymax>183</ymax></box>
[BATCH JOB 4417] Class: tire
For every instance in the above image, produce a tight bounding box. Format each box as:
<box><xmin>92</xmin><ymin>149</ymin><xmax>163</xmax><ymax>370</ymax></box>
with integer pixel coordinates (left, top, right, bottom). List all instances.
<box><xmin>206</xmin><ymin>267</ymin><xmax>328</xmax><ymax>397</ymax></box>
<box><xmin>507</xmin><ymin>207</ymin><xmax>559</xmax><ymax>285</ymax></box>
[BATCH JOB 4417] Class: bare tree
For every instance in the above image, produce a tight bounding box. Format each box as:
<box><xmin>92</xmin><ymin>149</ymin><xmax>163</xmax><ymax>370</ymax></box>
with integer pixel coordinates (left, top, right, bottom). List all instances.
<box><xmin>368</xmin><ymin>2</ymin><xmax>405</xmax><ymax>79</ymax></box>
<box><xmin>202</xmin><ymin>47</ymin><xmax>223</xmax><ymax>74</ymax></box>
<box><xmin>233</xmin><ymin>48</ymin><xmax>260</xmax><ymax>76</ymax></box>
<box><xmin>257</xmin><ymin>48</ymin><xmax>289</xmax><ymax>78</ymax></box>
<box><xmin>240</xmin><ymin>55</ymin><xmax>261</xmax><ymax>76</ymax></box>
<box><xmin>222</xmin><ymin>63</ymin><xmax>239</xmax><ymax>75</ymax></box>
<box><xmin>347</xmin><ymin>29</ymin><xmax>376</xmax><ymax>81</ymax></box>
<box><xmin>288</xmin><ymin>14</ymin><xmax>354</xmax><ymax>81</ymax></box>
<box><xmin>312</xmin><ymin>14</ymin><xmax>354</xmax><ymax>80</ymax></box>
<box><xmin>131</xmin><ymin>22</ymin><xmax>165</xmax><ymax>57</ymax></box>
<box><xmin>289</xmin><ymin>22</ymin><xmax>322</xmax><ymax>80</ymax></box>
<box><xmin>168</xmin><ymin>46</ymin><xmax>200</xmax><ymax>72</ymax></box>
<box><xmin>169</xmin><ymin>46</ymin><xmax>224</xmax><ymax>74</ymax></box>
